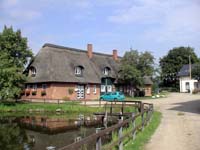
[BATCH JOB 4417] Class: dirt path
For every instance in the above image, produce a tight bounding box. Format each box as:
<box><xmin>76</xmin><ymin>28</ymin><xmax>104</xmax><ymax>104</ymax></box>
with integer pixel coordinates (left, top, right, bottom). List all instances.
<box><xmin>144</xmin><ymin>93</ymin><xmax>200</xmax><ymax>150</ymax></box>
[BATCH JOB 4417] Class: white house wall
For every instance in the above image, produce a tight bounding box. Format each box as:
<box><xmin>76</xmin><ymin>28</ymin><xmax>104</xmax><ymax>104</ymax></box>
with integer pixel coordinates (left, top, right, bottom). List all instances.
<box><xmin>179</xmin><ymin>76</ymin><xmax>198</xmax><ymax>93</ymax></box>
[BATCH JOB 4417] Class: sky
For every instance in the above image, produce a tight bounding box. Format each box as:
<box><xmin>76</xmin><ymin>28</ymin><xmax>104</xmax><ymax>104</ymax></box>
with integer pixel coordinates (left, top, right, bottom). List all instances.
<box><xmin>1</xmin><ymin>0</ymin><xmax>200</xmax><ymax>62</ymax></box>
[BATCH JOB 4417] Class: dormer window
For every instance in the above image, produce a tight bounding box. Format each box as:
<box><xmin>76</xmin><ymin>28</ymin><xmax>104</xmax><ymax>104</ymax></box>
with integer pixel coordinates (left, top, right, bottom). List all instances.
<box><xmin>103</xmin><ymin>67</ymin><xmax>110</xmax><ymax>76</ymax></box>
<box><xmin>75</xmin><ymin>66</ymin><xmax>83</xmax><ymax>76</ymax></box>
<box><xmin>30</xmin><ymin>67</ymin><xmax>36</xmax><ymax>77</ymax></box>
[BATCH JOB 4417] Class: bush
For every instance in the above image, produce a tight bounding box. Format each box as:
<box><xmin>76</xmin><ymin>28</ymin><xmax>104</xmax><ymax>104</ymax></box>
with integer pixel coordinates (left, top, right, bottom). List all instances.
<box><xmin>160</xmin><ymin>87</ymin><xmax>179</xmax><ymax>92</ymax></box>
<box><xmin>63</xmin><ymin>96</ymin><xmax>70</xmax><ymax>101</ymax></box>
<box><xmin>68</xmin><ymin>88</ymin><xmax>74</xmax><ymax>95</ymax></box>
<box><xmin>139</xmin><ymin>90</ymin><xmax>145</xmax><ymax>97</ymax></box>
<box><xmin>32</xmin><ymin>91</ymin><xmax>37</xmax><ymax>95</ymax></box>
<box><xmin>41</xmin><ymin>90</ymin><xmax>46</xmax><ymax>96</ymax></box>
<box><xmin>192</xmin><ymin>89</ymin><xmax>200</xmax><ymax>94</ymax></box>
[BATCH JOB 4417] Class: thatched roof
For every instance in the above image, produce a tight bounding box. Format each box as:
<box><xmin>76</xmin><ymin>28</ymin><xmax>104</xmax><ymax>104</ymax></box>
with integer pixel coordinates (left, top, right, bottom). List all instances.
<box><xmin>26</xmin><ymin>43</ymin><xmax>153</xmax><ymax>85</ymax></box>
<box><xmin>26</xmin><ymin>43</ymin><xmax>120</xmax><ymax>84</ymax></box>
<box><xmin>143</xmin><ymin>76</ymin><xmax>153</xmax><ymax>85</ymax></box>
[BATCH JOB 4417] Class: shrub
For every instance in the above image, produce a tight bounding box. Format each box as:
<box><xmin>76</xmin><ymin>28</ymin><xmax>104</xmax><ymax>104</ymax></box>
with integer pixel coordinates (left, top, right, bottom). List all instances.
<box><xmin>192</xmin><ymin>89</ymin><xmax>200</xmax><ymax>94</ymax></box>
<box><xmin>32</xmin><ymin>91</ymin><xmax>37</xmax><ymax>95</ymax></box>
<box><xmin>139</xmin><ymin>90</ymin><xmax>145</xmax><ymax>97</ymax></box>
<box><xmin>41</xmin><ymin>90</ymin><xmax>46</xmax><ymax>96</ymax></box>
<box><xmin>68</xmin><ymin>88</ymin><xmax>74</xmax><ymax>95</ymax></box>
<box><xmin>63</xmin><ymin>96</ymin><xmax>70</xmax><ymax>101</ymax></box>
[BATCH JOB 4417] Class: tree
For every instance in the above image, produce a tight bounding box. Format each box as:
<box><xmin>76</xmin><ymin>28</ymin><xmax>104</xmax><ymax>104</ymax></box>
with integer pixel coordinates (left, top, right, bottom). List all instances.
<box><xmin>192</xmin><ymin>63</ymin><xmax>200</xmax><ymax>81</ymax></box>
<box><xmin>159</xmin><ymin>46</ymin><xmax>199</xmax><ymax>88</ymax></box>
<box><xmin>0</xmin><ymin>26</ymin><xmax>33</xmax><ymax>100</ymax></box>
<box><xmin>119</xmin><ymin>49</ymin><xmax>155</xmax><ymax>87</ymax></box>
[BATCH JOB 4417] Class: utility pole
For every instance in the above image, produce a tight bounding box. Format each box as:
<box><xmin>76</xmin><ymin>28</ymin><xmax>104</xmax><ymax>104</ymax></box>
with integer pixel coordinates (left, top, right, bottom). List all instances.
<box><xmin>189</xmin><ymin>55</ymin><xmax>192</xmax><ymax>79</ymax></box>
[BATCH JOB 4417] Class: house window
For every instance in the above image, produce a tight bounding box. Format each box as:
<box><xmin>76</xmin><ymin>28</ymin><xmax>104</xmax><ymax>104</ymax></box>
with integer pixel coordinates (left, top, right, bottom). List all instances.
<box><xmin>42</xmin><ymin>84</ymin><xmax>47</xmax><ymax>90</ymax></box>
<box><xmin>75</xmin><ymin>66</ymin><xmax>83</xmax><ymax>76</ymax></box>
<box><xmin>103</xmin><ymin>67</ymin><xmax>109</xmax><ymax>76</ymax></box>
<box><xmin>101</xmin><ymin>85</ymin><xmax>105</xmax><ymax>92</ymax></box>
<box><xmin>32</xmin><ymin>84</ymin><xmax>37</xmax><ymax>91</ymax></box>
<box><xmin>30</xmin><ymin>67</ymin><xmax>36</xmax><ymax>76</ymax></box>
<box><xmin>107</xmin><ymin>85</ymin><xmax>112</xmax><ymax>92</ymax></box>
<box><xmin>86</xmin><ymin>85</ymin><xmax>90</xmax><ymax>94</ymax></box>
<box><xmin>185</xmin><ymin>82</ymin><xmax>190</xmax><ymax>91</ymax></box>
<box><xmin>93</xmin><ymin>85</ymin><xmax>97</xmax><ymax>94</ymax></box>
<box><xmin>26</xmin><ymin>84</ymin><xmax>31</xmax><ymax>89</ymax></box>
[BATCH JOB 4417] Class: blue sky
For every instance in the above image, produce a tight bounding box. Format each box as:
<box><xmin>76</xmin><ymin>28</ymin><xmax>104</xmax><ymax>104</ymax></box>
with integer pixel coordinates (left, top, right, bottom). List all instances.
<box><xmin>1</xmin><ymin>0</ymin><xmax>200</xmax><ymax>62</ymax></box>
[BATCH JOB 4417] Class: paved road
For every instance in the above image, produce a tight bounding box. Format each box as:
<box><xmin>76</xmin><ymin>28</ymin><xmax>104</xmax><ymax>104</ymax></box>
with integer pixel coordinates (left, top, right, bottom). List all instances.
<box><xmin>144</xmin><ymin>93</ymin><xmax>200</xmax><ymax>150</ymax></box>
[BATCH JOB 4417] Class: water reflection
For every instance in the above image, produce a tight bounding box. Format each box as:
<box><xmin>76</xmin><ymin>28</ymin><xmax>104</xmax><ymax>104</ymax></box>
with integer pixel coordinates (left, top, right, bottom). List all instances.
<box><xmin>0</xmin><ymin>113</ymin><xmax>114</xmax><ymax>150</ymax></box>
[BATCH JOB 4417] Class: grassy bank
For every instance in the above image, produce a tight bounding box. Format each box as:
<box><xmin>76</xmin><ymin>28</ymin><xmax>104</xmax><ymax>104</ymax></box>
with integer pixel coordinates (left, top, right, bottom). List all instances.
<box><xmin>124</xmin><ymin>111</ymin><xmax>162</xmax><ymax>150</ymax></box>
<box><xmin>0</xmin><ymin>101</ymin><xmax>104</xmax><ymax>114</ymax></box>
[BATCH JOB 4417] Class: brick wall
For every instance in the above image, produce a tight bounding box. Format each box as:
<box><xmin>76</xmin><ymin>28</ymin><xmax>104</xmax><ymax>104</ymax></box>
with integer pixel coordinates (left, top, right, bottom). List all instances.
<box><xmin>21</xmin><ymin>82</ymin><xmax>101</xmax><ymax>101</ymax></box>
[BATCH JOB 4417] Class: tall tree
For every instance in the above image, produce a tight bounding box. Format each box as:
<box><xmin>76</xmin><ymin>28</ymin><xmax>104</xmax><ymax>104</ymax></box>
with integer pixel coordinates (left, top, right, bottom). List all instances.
<box><xmin>119</xmin><ymin>49</ymin><xmax>154</xmax><ymax>87</ymax></box>
<box><xmin>0</xmin><ymin>26</ymin><xmax>33</xmax><ymax>100</ymax></box>
<box><xmin>159</xmin><ymin>46</ymin><xmax>199</xmax><ymax>88</ymax></box>
<box><xmin>192</xmin><ymin>63</ymin><xmax>200</xmax><ymax>81</ymax></box>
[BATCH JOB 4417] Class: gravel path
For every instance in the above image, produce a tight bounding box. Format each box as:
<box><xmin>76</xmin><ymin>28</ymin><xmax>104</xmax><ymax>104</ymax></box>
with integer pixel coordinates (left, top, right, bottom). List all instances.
<box><xmin>144</xmin><ymin>93</ymin><xmax>200</xmax><ymax>150</ymax></box>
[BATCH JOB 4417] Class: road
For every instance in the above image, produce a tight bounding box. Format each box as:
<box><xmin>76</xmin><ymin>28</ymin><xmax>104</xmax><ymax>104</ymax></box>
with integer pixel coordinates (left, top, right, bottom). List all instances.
<box><xmin>144</xmin><ymin>93</ymin><xmax>200</xmax><ymax>150</ymax></box>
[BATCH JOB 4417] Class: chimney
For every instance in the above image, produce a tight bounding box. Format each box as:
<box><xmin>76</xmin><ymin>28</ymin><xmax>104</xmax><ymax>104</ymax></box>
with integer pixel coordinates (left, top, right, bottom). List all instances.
<box><xmin>113</xmin><ymin>49</ymin><xmax>118</xmax><ymax>61</ymax></box>
<box><xmin>87</xmin><ymin>44</ymin><xmax>93</xmax><ymax>59</ymax></box>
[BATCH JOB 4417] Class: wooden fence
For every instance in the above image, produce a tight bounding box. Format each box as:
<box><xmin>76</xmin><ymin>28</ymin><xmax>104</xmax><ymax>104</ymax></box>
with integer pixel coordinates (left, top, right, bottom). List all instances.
<box><xmin>55</xmin><ymin>101</ymin><xmax>153</xmax><ymax>150</ymax></box>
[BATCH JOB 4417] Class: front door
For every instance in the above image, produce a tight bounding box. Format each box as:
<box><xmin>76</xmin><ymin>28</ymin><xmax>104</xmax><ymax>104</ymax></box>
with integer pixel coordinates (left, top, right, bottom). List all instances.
<box><xmin>77</xmin><ymin>85</ymin><xmax>85</xmax><ymax>99</ymax></box>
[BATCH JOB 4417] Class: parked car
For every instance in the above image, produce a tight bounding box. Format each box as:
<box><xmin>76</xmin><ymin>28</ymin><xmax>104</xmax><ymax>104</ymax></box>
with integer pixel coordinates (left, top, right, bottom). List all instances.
<box><xmin>100</xmin><ymin>92</ymin><xmax>125</xmax><ymax>101</ymax></box>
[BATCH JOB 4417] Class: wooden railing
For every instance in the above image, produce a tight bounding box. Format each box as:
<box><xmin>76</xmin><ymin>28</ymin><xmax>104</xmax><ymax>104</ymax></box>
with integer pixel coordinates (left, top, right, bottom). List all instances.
<box><xmin>56</xmin><ymin>101</ymin><xmax>153</xmax><ymax>150</ymax></box>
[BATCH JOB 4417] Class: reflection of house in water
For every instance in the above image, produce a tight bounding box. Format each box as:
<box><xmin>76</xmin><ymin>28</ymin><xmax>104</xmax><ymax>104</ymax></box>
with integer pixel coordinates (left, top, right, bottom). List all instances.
<box><xmin>19</xmin><ymin>115</ymin><xmax>102</xmax><ymax>134</ymax></box>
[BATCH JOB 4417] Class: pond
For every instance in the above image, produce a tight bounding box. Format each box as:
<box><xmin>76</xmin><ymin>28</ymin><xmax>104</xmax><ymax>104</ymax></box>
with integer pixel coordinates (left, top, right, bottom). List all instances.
<box><xmin>0</xmin><ymin>113</ymin><xmax>117</xmax><ymax>150</ymax></box>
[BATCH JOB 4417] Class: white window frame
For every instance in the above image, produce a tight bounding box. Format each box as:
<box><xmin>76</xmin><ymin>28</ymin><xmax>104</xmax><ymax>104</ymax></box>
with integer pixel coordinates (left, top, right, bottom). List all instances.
<box><xmin>86</xmin><ymin>85</ymin><xmax>90</xmax><ymax>94</ymax></box>
<box><xmin>104</xmin><ymin>68</ymin><xmax>109</xmax><ymax>75</ymax></box>
<box><xmin>93</xmin><ymin>85</ymin><xmax>97</xmax><ymax>94</ymax></box>
<box><xmin>30</xmin><ymin>67</ymin><xmax>36</xmax><ymax>76</ymax></box>
<box><xmin>107</xmin><ymin>85</ymin><xmax>112</xmax><ymax>92</ymax></box>
<box><xmin>75</xmin><ymin>67</ymin><xmax>82</xmax><ymax>75</ymax></box>
<box><xmin>101</xmin><ymin>85</ymin><xmax>105</xmax><ymax>92</ymax></box>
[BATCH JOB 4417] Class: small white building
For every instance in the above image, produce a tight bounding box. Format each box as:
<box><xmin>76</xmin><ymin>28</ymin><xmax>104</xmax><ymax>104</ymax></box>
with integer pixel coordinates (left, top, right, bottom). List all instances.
<box><xmin>178</xmin><ymin>64</ymin><xmax>200</xmax><ymax>93</ymax></box>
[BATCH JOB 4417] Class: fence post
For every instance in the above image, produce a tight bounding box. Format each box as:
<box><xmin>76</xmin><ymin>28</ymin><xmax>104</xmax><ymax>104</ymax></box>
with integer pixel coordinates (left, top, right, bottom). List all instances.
<box><xmin>110</xmin><ymin>102</ymin><xmax>113</xmax><ymax>115</ymax></box>
<box><xmin>118</xmin><ymin>116</ymin><xmax>123</xmax><ymax>150</ymax></box>
<box><xmin>132</xmin><ymin>113</ymin><xmax>136</xmax><ymax>140</ymax></box>
<box><xmin>121</xmin><ymin>102</ymin><xmax>124</xmax><ymax>115</ymax></box>
<box><xmin>141</xmin><ymin>103</ymin><xmax>144</xmax><ymax>131</ymax></box>
<box><xmin>146</xmin><ymin>110</ymin><xmax>150</xmax><ymax>125</ymax></box>
<box><xmin>96</xmin><ymin>128</ymin><xmax>102</xmax><ymax>150</ymax></box>
<box><xmin>99</xmin><ymin>99</ymin><xmax>101</xmax><ymax>107</ymax></box>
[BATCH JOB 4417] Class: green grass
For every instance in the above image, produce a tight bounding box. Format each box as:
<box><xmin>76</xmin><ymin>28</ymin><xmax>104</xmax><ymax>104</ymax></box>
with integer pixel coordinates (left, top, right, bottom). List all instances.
<box><xmin>124</xmin><ymin>111</ymin><xmax>162</xmax><ymax>150</ymax></box>
<box><xmin>0</xmin><ymin>101</ymin><xmax>104</xmax><ymax>114</ymax></box>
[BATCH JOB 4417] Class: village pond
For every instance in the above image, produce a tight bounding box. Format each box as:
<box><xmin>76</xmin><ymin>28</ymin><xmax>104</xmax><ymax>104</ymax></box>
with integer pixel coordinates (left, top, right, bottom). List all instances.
<box><xmin>0</xmin><ymin>112</ymin><xmax>118</xmax><ymax>150</ymax></box>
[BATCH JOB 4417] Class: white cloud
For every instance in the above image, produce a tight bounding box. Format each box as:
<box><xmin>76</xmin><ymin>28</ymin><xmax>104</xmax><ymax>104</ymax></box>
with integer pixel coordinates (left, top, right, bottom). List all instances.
<box><xmin>108</xmin><ymin>0</ymin><xmax>200</xmax><ymax>49</ymax></box>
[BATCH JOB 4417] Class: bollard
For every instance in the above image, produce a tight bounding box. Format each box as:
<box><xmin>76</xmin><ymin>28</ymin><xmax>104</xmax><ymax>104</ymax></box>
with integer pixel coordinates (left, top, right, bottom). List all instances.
<box><xmin>132</xmin><ymin>113</ymin><xmax>136</xmax><ymax>140</ymax></box>
<box><xmin>96</xmin><ymin>128</ymin><xmax>102</xmax><ymax>150</ymax></box>
<box><xmin>118</xmin><ymin>116</ymin><xmax>123</xmax><ymax>150</ymax></box>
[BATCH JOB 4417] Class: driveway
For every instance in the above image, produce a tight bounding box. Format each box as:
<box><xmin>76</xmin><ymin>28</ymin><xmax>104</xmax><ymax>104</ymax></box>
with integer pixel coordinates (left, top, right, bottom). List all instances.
<box><xmin>144</xmin><ymin>93</ymin><xmax>200</xmax><ymax>150</ymax></box>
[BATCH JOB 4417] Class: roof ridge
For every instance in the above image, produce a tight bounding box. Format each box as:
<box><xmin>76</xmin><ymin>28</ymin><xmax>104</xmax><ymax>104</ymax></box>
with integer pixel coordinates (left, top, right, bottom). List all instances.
<box><xmin>43</xmin><ymin>43</ymin><xmax>122</xmax><ymax>58</ymax></box>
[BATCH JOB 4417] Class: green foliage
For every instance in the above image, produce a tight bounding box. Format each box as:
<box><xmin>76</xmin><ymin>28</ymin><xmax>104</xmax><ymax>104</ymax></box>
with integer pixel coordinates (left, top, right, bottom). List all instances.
<box><xmin>160</xmin><ymin>46</ymin><xmax>199</xmax><ymax>88</ymax></box>
<box><xmin>0</xmin><ymin>26</ymin><xmax>33</xmax><ymax>100</ymax></box>
<box><xmin>119</xmin><ymin>50</ymin><xmax>154</xmax><ymax>86</ymax></box>
<box><xmin>160</xmin><ymin>47</ymin><xmax>199</xmax><ymax>74</ymax></box>
<box><xmin>124</xmin><ymin>111</ymin><xmax>162</xmax><ymax>150</ymax></box>
<box><xmin>68</xmin><ymin>88</ymin><xmax>74</xmax><ymax>95</ymax></box>
<box><xmin>192</xmin><ymin>63</ymin><xmax>200</xmax><ymax>80</ymax></box>
<box><xmin>0</xmin><ymin>124</ymin><xmax>28</xmax><ymax>150</ymax></box>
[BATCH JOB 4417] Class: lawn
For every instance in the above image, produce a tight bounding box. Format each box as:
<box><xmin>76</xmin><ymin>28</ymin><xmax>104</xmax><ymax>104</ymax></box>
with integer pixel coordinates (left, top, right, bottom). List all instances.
<box><xmin>0</xmin><ymin>101</ymin><xmax>103</xmax><ymax>114</ymax></box>
<box><xmin>124</xmin><ymin>111</ymin><xmax>162</xmax><ymax>150</ymax></box>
